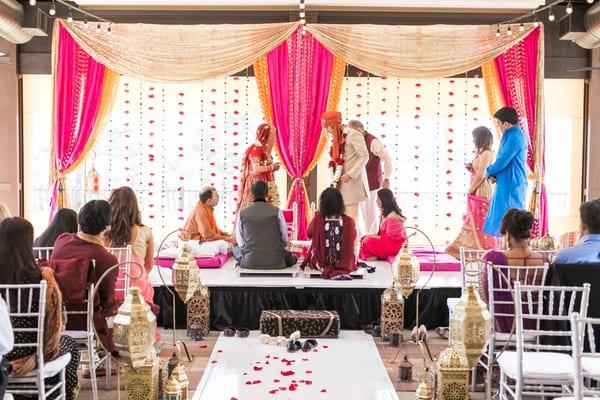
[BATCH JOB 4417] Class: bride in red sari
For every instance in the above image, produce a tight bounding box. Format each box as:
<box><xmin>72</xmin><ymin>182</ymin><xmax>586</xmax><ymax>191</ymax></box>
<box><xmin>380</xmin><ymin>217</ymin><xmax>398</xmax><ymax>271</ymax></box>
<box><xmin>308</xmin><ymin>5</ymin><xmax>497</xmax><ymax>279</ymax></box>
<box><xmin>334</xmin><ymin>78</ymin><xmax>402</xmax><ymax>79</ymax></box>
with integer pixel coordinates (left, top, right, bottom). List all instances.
<box><xmin>236</xmin><ymin>123</ymin><xmax>281</xmax><ymax>212</ymax></box>
<box><xmin>446</xmin><ymin>126</ymin><xmax>501</xmax><ymax>258</ymax></box>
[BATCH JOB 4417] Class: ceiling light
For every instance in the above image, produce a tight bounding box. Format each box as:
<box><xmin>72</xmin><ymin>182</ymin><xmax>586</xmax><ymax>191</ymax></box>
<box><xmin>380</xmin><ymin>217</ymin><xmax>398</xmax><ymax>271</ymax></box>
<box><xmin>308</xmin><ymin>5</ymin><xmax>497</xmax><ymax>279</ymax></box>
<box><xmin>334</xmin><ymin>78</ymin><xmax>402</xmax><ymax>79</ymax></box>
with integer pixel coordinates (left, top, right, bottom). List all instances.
<box><xmin>587</xmin><ymin>0</ymin><xmax>594</xmax><ymax>4</ymax></box>
<box><xmin>548</xmin><ymin>7</ymin><xmax>555</xmax><ymax>22</ymax></box>
<box><xmin>519</xmin><ymin>22</ymin><xmax>525</xmax><ymax>32</ymax></box>
<box><xmin>496</xmin><ymin>26</ymin><xmax>501</xmax><ymax>37</ymax></box>
<box><xmin>300</xmin><ymin>11</ymin><xmax>305</xmax><ymax>18</ymax></box>
<box><xmin>299</xmin><ymin>3</ymin><xmax>305</xmax><ymax>9</ymax></box>
<box><xmin>107</xmin><ymin>24</ymin><xmax>112</xmax><ymax>34</ymax></box>
<box><xmin>507</xmin><ymin>25</ymin><xmax>512</xmax><ymax>36</ymax></box>
<box><xmin>566</xmin><ymin>2</ymin><xmax>573</xmax><ymax>15</ymax></box>
<box><xmin>29</xmin><ymin>0</ymin><xmax>36</xmax><ymax>5</ymax></box>
<box><xmin>67</xmin><ymin>8</ymin><xmax>73</xmax><ymax>23</ymax></box>
<box><xmin>49</xmin><ymin>1</ymin><xmax>56</xmax><ymax>16</ymax></box>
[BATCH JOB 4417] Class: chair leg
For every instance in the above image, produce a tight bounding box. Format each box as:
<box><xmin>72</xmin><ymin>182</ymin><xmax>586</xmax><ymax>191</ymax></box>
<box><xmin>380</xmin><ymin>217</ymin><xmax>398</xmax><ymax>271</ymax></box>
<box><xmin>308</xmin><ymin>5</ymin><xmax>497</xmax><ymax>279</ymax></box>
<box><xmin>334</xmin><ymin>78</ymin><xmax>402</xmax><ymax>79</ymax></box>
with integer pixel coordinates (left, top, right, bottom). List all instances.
<box><xmin>88</xmin><ymin>346</ymin><xmax>99</xmax><ymax>400</ymax></box>
<box><xmin>60</xmin><ymin>368</ymin><xmax>67</xmax><ymax>400</ymax></box>
<box><xmin>105</xmin><ymin>356</ymin><xmax>112</xmax><ymax>390</ymax></box>
<box><xmin>499</xmin><ymin>370</ymin><xmax>506</xmax><ymax>400</ymax></box>
<box><xmin>38</xmin><ymin>370</ymin><xmax>47</xmax><ymax>400</ymax></box>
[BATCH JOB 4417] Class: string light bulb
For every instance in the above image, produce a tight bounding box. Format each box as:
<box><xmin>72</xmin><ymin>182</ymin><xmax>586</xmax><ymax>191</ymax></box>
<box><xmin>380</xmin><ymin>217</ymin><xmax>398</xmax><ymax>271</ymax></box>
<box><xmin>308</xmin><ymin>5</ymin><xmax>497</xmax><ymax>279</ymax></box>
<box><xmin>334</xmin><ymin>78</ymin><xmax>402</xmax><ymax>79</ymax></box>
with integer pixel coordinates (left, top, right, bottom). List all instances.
<box><xmin>519</xmin><ymin>22</ymin><xmax>525</xmax><ymax>32</ymax></box>
<box><xmin>84</xmin><ymin>16</ymin><xmax>88</xmax><ymax>26</ymax></box>
<box><xmin>49</xmin><ymin>1</ymin><xmax>56</xmax><ymax>16</ymax></box>
<box><xmin>587</xmin><ymin>0</ymin><xmax>594</xmax><ymax>4</ymax></box>
<box><xmin>507</xmin><ymin>25</ymin><xmax>513</xmax><ymax>36</ymax></box>
<box><xmin>29</xmin><ymin>0</ymin><xmax>36</xmax><ymax>6</ymax></box>
<box><xmin>96</xmin><ymin>22</ymin><xmax>101</xmax><ymax>32</ymax></box>
<box><xmin>495</xmin><ymin>25</ymin><xmax>501</xmax><ymax>37</ymax></box>
<box><xmin>107</xmin><ymin>23</ymin><xmax>112</xmax><ymax>34</ymax></box>
<box><xmin>300</xmin><ymin>10</ymin><xmax>305</xmax><ymax>18</ymax></box>
<box><xmin>566</xmin><ymin>2</ymin><xmax>573</xmax><ymax>15</ymax></box>
<box><xmin>67</xmin><ymin>7</ymin><xmax>73</xmax><ymax>23</ymax></box>
<box><xmin>299</xmin><ymin>2</ymin><xmax>305</xmax><ymax>9</ymax></box>
<box><xmin>548</xmin><ymin>7</ymin><xmax>555</xmax><ymax>22</ymax></box>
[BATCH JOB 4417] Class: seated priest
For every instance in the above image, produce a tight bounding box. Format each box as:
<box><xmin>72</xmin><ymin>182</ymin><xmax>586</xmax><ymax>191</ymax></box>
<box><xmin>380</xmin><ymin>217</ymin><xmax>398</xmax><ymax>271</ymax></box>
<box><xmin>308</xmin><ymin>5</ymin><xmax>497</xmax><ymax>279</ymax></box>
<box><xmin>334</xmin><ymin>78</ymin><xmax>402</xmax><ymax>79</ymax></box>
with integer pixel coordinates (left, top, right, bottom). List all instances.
<box><xmin>182</xmin><ymin>186</ymin><xmax>235</xmax><ymax>244</ymax></box>
<box><xmin>554</xmin><ymin>199</ymin><xmax>600</xmax><ymax>264</ymax></box>
<box><xmin>233</xmin><ymin>180</ymin><xmax>297</xmax><ymax>269</ymax></box>
<box><xmin>300</xmin><ymin>187</ymin><xmax>358</xmax><ymax>280</ymax></box>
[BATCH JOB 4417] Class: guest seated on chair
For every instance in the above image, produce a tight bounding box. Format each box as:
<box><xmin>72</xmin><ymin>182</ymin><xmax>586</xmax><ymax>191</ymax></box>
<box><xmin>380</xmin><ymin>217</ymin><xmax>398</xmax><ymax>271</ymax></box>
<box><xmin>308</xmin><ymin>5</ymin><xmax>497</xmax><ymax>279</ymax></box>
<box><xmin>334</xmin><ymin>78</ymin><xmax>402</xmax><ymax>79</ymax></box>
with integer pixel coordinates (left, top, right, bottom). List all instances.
<box><xmin>233</xmin><ymin>181</ymin><xmax>297</xmax><ymax>269</ymax></box>
<box><xmin>0</xmin><ymin>217</ymin><xmax>80</xmax><ymax>400</ymax></box>
<box><xmin>105</xmin><ymin>187</ymin><xmax>158</xmax><ymax>311</ymax></box>
<box><xmin>300</xmin><ymin>187</ymin><xmax>358</xmax><ymax>280</ymax></box>
<box><xmin>482</xmin><ymin>209</ymin><xmax>545</xmax><ymax>333</ymax></box>
<box><xmin>50</xmin><ymin>200</ymin><xmax>119</xmax><ymax>352</ymax></box>
<box><xmin>0</xmin><ymin>297</ymin><xmax>13</xmax><ymax>400</ymax></box>
<box><xmin>554</xmin><ymin>199</ymin><xmax>600</xmax><ymax>264</ymax></box>
<box><xmin>182</xmin><ymin>186</ymin><xmax>235</xmax><ymax>244</ymax></box>
<box><xmin>33</xmin><ymin>208</ymin><xmax>78</xmax><ymax>248</ymax></box>
<box><xmin>359</xmin><ymin>188</ymin><xmax>407</xmax><ymax>260</ymax></box>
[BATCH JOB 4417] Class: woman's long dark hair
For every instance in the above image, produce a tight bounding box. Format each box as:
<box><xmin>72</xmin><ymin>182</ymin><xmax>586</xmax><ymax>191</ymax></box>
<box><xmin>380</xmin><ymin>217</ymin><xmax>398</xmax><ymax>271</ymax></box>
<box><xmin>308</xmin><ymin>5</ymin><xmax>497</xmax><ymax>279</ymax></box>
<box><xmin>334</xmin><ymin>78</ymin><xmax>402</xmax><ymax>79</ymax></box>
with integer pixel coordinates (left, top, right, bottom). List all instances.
<box><xmin>0</xmin><ymin>217</ymin><xmax>41</xmax><ymax>285</ymax></box>
<box><xmin>33</xmin><ymin>208</ymin><xmax>78</xmax><ymax>248</ymax></box>
<box><xmin>377</xmin><ymin>189</ymin><xmax>404</xmax><ymax>218</ymax></box>
<box><xmin>472</xmin><ymin>126</ymin><xmax>493</xmax><ymax>153</ymax></box>
<box><xmin>318</xmin><ymin>187</ymin><xmax>345</xmax><ymax>218</ymax></box>
<box><xmin>105</xmin><ymin>186</ymin><xmax>143</xmax><ymax>246</ymax></box>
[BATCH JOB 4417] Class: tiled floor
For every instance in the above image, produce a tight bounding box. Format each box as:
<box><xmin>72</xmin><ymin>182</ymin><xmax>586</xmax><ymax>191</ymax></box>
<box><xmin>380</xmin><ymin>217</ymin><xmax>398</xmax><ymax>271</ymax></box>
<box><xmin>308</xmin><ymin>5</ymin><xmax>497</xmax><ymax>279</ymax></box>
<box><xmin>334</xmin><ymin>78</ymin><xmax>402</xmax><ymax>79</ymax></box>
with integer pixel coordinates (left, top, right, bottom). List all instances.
<box><xmin>77</xmin><ymin>329</ymin><xmax>485</xmax><ymax>399</ymax></box>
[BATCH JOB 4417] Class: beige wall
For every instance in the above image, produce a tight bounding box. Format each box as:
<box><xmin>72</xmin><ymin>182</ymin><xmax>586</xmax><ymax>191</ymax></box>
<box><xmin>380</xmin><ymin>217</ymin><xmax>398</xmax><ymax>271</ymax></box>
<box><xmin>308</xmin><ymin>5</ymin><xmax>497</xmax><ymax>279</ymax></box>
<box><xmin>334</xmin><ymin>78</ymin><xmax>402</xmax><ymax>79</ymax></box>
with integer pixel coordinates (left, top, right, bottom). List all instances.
<box><xmin>0</xmin><ymin>39</ymin><xmax>20</xmax><ymax>217</ymax></box>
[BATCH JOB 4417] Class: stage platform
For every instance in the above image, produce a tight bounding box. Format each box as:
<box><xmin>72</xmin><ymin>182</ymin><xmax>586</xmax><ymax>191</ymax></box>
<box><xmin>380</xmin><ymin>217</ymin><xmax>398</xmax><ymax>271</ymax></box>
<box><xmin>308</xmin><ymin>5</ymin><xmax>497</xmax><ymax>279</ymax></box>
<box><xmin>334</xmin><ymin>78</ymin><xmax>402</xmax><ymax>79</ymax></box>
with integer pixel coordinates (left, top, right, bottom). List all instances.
<box><xmin>192</xmin><ymin>330</ymin><xmax>399</xmax><ymax>400</ymax></box>
<box><xmin>150</xmin><ymin>259</ymin><xmax>462</xmax><ymax>331</ymax></box>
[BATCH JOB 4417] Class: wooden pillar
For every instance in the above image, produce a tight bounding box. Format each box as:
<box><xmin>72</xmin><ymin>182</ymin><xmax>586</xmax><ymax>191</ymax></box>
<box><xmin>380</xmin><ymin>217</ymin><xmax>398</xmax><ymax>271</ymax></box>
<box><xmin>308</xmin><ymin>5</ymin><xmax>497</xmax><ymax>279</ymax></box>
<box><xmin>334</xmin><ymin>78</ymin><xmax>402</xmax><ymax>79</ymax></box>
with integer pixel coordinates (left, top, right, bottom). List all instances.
<box><xmin>0</xmin><ymin>39</ymin><xmax>21</xmax><ymax>216</ymax></box>
<box><xmin>585</xmin><ymin>48</ymin><xmax>600</xmax><ymax>201</ymax></box>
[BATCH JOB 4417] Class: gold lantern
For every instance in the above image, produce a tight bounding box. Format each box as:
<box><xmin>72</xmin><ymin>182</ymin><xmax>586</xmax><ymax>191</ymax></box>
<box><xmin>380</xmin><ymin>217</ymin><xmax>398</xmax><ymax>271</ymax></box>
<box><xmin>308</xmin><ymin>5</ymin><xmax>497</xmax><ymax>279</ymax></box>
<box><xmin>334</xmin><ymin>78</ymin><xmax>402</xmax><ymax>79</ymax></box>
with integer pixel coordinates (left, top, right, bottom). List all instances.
<box><xmin>531</xmin><ymin>233</ymin><xmax>556</xmax><ymax>251</ymax></box>
<box><xmin>113</xmin><ymin>286</ymin><xmax>157</xmax><ymax>369</ymax></box>
<box><xmin>172</xmin><ymin>246</ymin><xmax>200</xmax><ymax>303</ymax></box>
<box><xmin>171</xmin><ymin>362</ymin><xmax>190</xmax><ymax>400</ymax></box>
<box><xmin>436</xmin><ymin>346</ymin><xmax>470</xmax><ymax>400</ymax></box>
<box><xmin>126</xmin><ymin>349</ymin><xmax>159</xmax><ymax>400</ymax></box>
<box><xmin>165</xmin><ymin>373</ymin><xmax>182</xmax><ymax>400</ymax></box>
<box><xmin>157</xmin><ymin>360</ymin><xmax>170</xmax><ymax>400</ymax></box>
<box><xmin>186</xmin><ymin>284</ymin><xmax>210</xmax><ymax>340</ymax></box>
<box><xmin>392</xmin><ymin>243</ymin><xmax>420</xmax><ymax>297</ymax></box>
<box><xmin>449</xmin><ymin>284</ymin><xmax>492</xmax><ymax>368</ymax></box>
<box><xmin>380</xmin><ymin>282</ymin><xmax>404</xmax><ymax>341</ymax></box>
<box><xmin>415</xmin><ymin>380</ymin><xmax>434</xmax><ymax>400</ymax></box>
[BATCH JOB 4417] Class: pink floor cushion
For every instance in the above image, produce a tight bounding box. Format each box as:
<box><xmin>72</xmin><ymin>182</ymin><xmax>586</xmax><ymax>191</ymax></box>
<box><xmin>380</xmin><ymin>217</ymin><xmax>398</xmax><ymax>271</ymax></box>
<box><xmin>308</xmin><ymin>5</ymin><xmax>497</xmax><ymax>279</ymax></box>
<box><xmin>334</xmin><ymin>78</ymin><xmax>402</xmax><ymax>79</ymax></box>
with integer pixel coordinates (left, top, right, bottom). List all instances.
<box><xmin>385</xmin><ymin>246</ymin><xmax>460</xmax><ymax>271</ymax></box>
<box><xmin>156</xmin><ymin>253</ymin><xmax>231</xmax><ymax>269</ymax></box>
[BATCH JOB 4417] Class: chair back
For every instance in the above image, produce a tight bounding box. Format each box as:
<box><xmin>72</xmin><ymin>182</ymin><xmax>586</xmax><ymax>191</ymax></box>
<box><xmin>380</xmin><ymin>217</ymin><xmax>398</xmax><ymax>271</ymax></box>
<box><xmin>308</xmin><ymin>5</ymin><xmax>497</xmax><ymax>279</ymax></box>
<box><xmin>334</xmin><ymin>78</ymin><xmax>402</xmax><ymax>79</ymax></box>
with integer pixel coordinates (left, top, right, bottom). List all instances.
<box><xmin>570</xmin><ymin>312</ymin><xmax>600</xmax><ymax>399</ymax></box>
<box><xmin>486</xmin><ymin>263</ymin><xmax>549</xmax><ymax>333</ymax></box>
<box><xmin>515</xmin><ymin>282</ymin><xmax>590</xmax><ymax>356</ymax></box>
<box><xmin>107</xmin><ymin>246</ymin><xmax>132</xmax><ymax>301</ymax></box>
<box><xmin>32</xmin><ymin>247</ymin><xmax>54</xmax><ymax>262</ymax></box>
<box><xmin>459</xmin><ymin>248</ymin><xmax>488</xmax><ymax>293</ymax></box>
<box><xmin>0</xmin><ymin>282</ymin><xmax>48</xmax><ymax>370</ymax></box>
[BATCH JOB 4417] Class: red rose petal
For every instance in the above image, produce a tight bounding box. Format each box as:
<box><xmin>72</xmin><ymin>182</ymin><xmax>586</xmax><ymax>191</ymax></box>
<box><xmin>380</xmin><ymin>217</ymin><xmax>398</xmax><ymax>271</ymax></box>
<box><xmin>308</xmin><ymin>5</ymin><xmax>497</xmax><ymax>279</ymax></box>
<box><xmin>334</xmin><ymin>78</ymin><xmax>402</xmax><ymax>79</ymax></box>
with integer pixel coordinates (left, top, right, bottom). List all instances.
<box><xmin>218</xmin><ymin>349</ymin><xmax>223</xmax><ymax>353</ymax></box>
<box><xmin>321</xmin><ymin>389</ymin><xmax>327</xmax><ymax>393</ymax></box>
<box><xmin>253</xmin><ymin>380</ymin><xmax>261</xmax><ymax>384</ymax></box>
<box><xmin>306</xmin><ymin>370</ymin><xmax>312</xmax><ymax>374</ymax></box>
<box><xmin>273</xmin><ymin>379</ymin><xmax>280</xmax><ymax>383</ymax></box>
<box><xmin>281</xmin><ymin>370</ymin><xmax>295</xmax><ymax>376</ymax></box>
<box><xmin>211</xmin><ymin>360</ymin><xmax>217</xmax><ymax>364</ymax></box>
<box><xmin>269</xmin><ymin>389</ymin><xmax>278</xmax><ymax>394</ymax></box>
<box><xmin>254</xmin><ymin>366</ymin><xmax>263</xmax><ymax>371</ymax></box>
<box><xmin>323</xmin><ymin>345</ymin><xmax>329</xmax><ymax>348</ymax></box>
<box><xmin>245</xmin><ymin>381</ymin><xmax>252</xmax><ymax>385</ymax></box>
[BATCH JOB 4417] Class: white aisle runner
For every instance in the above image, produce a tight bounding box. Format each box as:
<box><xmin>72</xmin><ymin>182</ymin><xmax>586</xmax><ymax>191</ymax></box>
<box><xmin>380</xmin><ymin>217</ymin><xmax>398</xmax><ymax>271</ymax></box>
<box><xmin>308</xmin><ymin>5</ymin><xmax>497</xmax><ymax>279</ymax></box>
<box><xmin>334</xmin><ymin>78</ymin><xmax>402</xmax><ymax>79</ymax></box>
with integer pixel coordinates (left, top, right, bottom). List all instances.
<box><xmin>193</xmin><ymin>331</ymin><xmax>399</xmax><ymax>400</ymax></box>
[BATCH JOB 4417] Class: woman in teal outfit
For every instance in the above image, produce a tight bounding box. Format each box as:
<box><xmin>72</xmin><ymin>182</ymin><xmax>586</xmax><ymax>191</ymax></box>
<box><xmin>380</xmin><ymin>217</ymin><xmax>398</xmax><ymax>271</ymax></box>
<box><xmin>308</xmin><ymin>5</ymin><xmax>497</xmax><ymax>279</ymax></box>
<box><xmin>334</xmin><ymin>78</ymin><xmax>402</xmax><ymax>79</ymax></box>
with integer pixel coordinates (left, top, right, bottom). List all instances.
<box><xmin>483</xmin><ymin>107</ymin><xmax>528</xmax><ymax>237</ymax></box>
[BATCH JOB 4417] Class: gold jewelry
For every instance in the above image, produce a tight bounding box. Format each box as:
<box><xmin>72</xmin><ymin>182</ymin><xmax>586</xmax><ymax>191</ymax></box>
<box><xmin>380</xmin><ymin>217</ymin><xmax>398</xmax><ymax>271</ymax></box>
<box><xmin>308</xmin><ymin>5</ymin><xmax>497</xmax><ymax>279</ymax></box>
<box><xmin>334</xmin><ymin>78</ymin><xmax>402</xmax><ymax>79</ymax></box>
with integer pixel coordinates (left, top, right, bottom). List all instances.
<box><xmin>77</xmin><ymin>232</ymin><xmax>106</xmax><ymax>247</ymax></box>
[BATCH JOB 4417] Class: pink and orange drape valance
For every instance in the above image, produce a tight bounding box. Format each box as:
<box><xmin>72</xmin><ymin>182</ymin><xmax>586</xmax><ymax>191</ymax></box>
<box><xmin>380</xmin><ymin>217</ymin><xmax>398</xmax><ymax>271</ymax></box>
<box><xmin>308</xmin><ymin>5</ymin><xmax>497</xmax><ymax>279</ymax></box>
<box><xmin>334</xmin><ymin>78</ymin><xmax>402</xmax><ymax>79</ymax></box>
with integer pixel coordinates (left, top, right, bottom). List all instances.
<box><xmin>50</xmin><ymin>22</ymin><xmax>119</xmax><ymax>217</ymax></box>
<box><xmin>482</xmin><ymin>26</ymin><xmax>547</xmax><ymax>235</ymax></box>
<box><xmin>254</xmin><ymin>29</ymin><xmax>345</xmax><ymax>239</ymax></box>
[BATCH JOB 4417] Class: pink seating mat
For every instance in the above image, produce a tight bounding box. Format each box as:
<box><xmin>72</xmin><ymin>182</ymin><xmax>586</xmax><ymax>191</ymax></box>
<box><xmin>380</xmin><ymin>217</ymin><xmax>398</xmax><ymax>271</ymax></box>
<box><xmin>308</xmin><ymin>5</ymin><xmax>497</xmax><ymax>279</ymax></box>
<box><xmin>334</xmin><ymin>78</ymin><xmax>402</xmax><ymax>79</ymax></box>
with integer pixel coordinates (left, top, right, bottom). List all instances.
<box><xmin>156</xmin><ymin>253</ymin><xmax>231</xmax><ymax>269</ymax></box>
<box><xmin>386</xmin><ymin>246</ymin><xmax>460</xmax><ymax>271</ymax></box>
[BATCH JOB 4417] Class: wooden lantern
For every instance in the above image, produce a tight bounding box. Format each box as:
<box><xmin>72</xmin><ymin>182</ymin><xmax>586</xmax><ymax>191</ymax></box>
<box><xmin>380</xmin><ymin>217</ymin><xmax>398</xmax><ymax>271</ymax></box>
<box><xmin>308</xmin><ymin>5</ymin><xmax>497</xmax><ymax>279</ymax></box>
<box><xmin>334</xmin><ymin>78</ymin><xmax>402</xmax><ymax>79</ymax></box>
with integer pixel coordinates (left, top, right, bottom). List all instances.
<box><xmin>186</xmin><ymin>284</ymin><xmax>210</xmax><ymax>340</ymax></box>
<box><xmin>113</xmin><ymin>286</ymin><xmax>157</xmax><ymax>369</ymax></box>
<box><xmin>436</xmin><ymin>346</ymin><xmax>470</xmax><ymax>400</ymax></box>
<box><xmin>380</xmin><ymin>282</ymin><xmax>404</xmax><ymax>341</ymax></box>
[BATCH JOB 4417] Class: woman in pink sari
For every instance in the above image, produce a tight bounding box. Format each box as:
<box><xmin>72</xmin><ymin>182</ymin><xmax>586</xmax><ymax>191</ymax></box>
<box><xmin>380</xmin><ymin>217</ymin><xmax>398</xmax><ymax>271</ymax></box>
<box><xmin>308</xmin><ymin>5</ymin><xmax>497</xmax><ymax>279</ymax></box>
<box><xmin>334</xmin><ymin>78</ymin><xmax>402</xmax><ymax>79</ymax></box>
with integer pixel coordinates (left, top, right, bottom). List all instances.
<box><xmin>446</xmin><ymin>126</ymin><xmax>501</xmax><ymax>258</ymax></box>
<box><xmin>359</xmin><ymin>189</ymin><xmax>407</xmax><ymax>260</ymax></box>
<box><xmin>236</xmin><ymin>123</ymin><xmax>281</xmax><ymax>212</ymax></box>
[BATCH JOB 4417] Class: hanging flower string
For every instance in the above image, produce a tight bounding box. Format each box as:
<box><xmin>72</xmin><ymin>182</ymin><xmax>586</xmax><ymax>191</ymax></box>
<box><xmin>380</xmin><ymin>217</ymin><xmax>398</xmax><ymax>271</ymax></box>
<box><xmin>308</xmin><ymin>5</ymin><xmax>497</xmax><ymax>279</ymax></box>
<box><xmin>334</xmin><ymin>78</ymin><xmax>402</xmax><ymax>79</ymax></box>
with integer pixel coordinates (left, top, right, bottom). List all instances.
<box><xmin>412</xmin><ymin>80</ymin><xmax>423</xmax><ymax>228</ymax></box>
<box><xmin>177</xmin><ymin>89</ymin><xmax>186</xmax><ymax>222</ymax></box>
<box><xmin>146</xmin><ymin>84</ymin><xmax>156</xmax><ymax>220</ymax></box>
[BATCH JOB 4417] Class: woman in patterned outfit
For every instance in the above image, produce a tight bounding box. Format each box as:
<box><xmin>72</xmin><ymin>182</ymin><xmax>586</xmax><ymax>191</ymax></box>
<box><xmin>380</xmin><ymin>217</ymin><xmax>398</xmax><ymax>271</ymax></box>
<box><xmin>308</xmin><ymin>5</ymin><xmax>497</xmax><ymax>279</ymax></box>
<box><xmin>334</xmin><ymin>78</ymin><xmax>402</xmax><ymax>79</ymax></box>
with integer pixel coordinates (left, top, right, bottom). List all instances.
<box><xmin>0</xmin><ymin>217</ymin><xmax>80</xmax><ymax>400</ymax></box>
<box><xmin>301</xmin><ymin>188</ymin><xmax>358</xmax><ymax>279</ymax></box>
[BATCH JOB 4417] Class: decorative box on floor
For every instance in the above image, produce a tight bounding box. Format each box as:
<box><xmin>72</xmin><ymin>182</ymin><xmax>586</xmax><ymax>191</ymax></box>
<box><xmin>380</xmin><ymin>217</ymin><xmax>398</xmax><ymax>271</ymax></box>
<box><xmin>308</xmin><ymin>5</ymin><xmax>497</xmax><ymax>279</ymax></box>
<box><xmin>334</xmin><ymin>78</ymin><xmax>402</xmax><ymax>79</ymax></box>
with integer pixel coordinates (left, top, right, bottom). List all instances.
<box><xmin>260</xmin><ymin>310</ymin><xmax>340</xmax><ymax>338</ymax></box>
<box><xmin>126</xmin><ymin>349</ymin><xmax>159</xmax><ymax>400</ymax></box>
<box><xmin>186</xmin><ymin>285</ymin><xmax>210</xmax><ymax>340</ymax></box>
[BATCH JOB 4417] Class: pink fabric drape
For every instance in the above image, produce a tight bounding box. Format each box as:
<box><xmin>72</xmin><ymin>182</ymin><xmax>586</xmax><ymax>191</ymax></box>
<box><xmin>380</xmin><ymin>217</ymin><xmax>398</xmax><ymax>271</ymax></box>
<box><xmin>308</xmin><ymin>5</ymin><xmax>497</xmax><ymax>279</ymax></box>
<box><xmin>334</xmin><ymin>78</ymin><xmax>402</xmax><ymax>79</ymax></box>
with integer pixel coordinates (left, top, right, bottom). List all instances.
<box><xmin>267</xmin><ymin>29</ymin><xmax>335</xmax><ymax>239</ymax></box>
<box><xmin>51</xmin><ymin>24</ymin><xmax>109</xmax><ymax>217</ymax></box>
<box><xmin>494</xmin><ymin>27</ymin><xmax>547</xmax><ymax>235</ymax></box>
